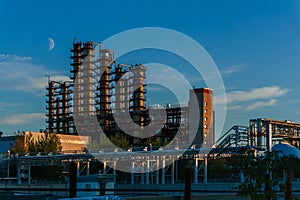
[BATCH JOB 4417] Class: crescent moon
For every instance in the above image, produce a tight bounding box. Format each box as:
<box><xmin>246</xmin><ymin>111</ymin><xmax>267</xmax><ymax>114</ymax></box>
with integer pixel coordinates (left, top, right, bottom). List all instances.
<box><xmin>48</xmin><ymin>38</ymin><xmax>55</xmax><ymax>51</ymax></box>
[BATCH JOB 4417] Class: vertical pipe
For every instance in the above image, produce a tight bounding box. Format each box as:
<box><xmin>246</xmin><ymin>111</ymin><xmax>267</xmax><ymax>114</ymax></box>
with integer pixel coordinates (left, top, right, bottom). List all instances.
<box><xmin>103</xmin><ymin>161</ymin><xmax>107</xmax><ymax>174</ymax></box>
<box><xmin>77</xmin><ymin>162</ymin><xmax>80</xmax><ymax>177</ymax></box>
<box><xmin>7</xmin><ymin>151</ymin><xmax>10</xmax><ymax>178</ymax></box>
<box><xmin>171</xmin><ymin>159</ymin><xmax>175</xmax><ymax>185</ymax></box>
<box><xmin>161</xmin><ymin>156</ymin><xmax>165</xmax><ymax>184</ymax></box>
<box><xmin>86</xmin><ymin>162</ymin><xmax>90</xmax><ymax>176</ymax></box>
<box><xmin>266</xmin><ymin>123</ymin><xmax>272</xmax><ymax>152</ymax></box>
<box><xmin>141</xmin><ymin>161</ymin><xmax>145</xmax><ymax>184</ymax></box>
<box><xmin>194</xmin><ymin>158</ymin><xmax>198</xmax><ymax>184</ymax></box>
<box><xmin>131</xmin><ymin>161</ymin><xmax>135</xmax><ymax>185</ymax></box>
<box><xmin>28</xmin><ymin>165</ymin><xmax>31</xmax><ymax>185</ymax></box>
<box><xmin>175</xmin><ymin>159</ymin><xmax>178</xmax><ymax>182</ymax></box>
<box><xmin>204</xmin><ymin>157</ymin><xmax>207</xmax><ymax>184</ymax></box>
<box><xmin>113</xmin><ymin>160</ymin><xmax>117</xmax><ymax>175</ymax></box>
<box><xmin>146</xmin><ymin>158</ymin><xmax>150</xmax><ymax>184</ymax></box>
<box><xmin>17</xmin><ymin>163</ymin><xmax>21</xmax><ymax>184</ymax></box>
<box><xmin>156</xmin><ymin>158</ymin><xmax>159</xmax><ymax>185</ymax></box>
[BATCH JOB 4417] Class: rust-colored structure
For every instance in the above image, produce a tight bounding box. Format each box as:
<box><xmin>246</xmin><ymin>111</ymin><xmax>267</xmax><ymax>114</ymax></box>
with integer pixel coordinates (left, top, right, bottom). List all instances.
<box><xmin>45</xmin><ymin>41</ymin><xmax>214</xmax><ymax>148</ymax></box>
<box><xmin>189</xmin><ymin>88</ymin><xmax>214</xmax><ymax>148</ymax></box>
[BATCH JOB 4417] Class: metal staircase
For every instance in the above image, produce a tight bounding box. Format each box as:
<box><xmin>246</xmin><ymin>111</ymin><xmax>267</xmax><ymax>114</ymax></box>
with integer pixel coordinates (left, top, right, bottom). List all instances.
<box><xmin>211</xmin><ymin>125</ymin><xmax>249</xmax><ymax>155</ymax></box>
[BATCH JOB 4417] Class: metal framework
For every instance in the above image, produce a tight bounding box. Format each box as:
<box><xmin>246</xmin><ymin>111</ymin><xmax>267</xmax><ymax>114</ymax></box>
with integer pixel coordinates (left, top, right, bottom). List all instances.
<box><xmin>45</xmin><ymin>41</ymin><xmax>209</xmax><ymax>148</ymax></box>
<box><xmin>212</xmin><ymin>125</ymin><xmax>249</xmax><ymax>155</ymax></box>
<box><xmin>4</xmin><ymin>149</ymin><xmax>208</xmax><ymax>185</ymax></box>
<box><xmin>250</xmin><ymin>118</ymin><xmax>300</xmax><ymax>151</ymax></box>
<box><xmin>46</xmin><ymin>80</ymin><xmax>73</xmax><ymax>134</ymax></box>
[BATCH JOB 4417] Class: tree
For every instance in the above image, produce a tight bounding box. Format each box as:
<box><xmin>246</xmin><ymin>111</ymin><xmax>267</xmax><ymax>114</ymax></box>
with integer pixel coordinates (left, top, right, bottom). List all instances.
<box><xmin>236</xmin><ymin>148</ymin><xmax>282</xmax><ymax>200</ymax></box>
<box><xmin>36</xmin><ymin>132</ymin><xmax>62</xmax><ymax>153</ymax></box>
<box><xmin>110</xmin><ymin>135</ymin><xmax>130</xmax><ymax>149</ymax></box>
<box><xmin>11</xmin><ymin>132</ymin><xmax>62</xmax><ymax>154</ymax></box>
<box><xmin>25</xmin><ymin>132</ymin><xmax>38</xmax><ymax>153</ymax></box>
<box><xmin>10</xmin><ymin>131</ymin><xmax>26</xmax><ymax>153</ymax></box>
<box><xmin>86</xmin><ymin>134</ymin><xmax>113</xmax><ymax>151</ymax></box>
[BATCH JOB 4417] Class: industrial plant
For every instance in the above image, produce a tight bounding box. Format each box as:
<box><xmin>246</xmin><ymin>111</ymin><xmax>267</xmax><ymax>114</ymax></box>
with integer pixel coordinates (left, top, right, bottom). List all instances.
<box><xmin>1</xmin><ymin>40</ymin><xmax>300</xmax><ymax>199</ymax></box>
<box><xmin>45</xmin><ymin>41</ymin><xmax>214</xmax><ymax>148</ymax></box>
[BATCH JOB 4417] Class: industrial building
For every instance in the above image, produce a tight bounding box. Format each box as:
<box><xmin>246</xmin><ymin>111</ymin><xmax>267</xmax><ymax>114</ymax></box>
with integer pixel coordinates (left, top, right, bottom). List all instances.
<box><xmin>211</xmin><ymin>118</ymin><xmax>300</xmax><ymax>155</ymax></box>
<box><xmin>2</xmin><ymin>41</ymin><xmax>300</xmax><ymax>198</ymax></box>
<box><xmin>0</xmin><ymin>132</ymin><xmax>89</xmax><ymax>154</ymax></box>
<box><xmin>45</xmin><ymin>41</ymin><xmax>215</xmax><ymax>149</ymax></box>
<box><xmin>249</xmin><ymin>118</ymin><xmax>300</xmax><ymax>151</ymax></box>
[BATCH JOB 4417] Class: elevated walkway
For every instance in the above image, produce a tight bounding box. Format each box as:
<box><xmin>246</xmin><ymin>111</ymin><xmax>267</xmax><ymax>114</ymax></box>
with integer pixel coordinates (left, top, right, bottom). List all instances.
<box><xmin>211</xmin><ymin>126</ymin><xmax>249</xmax><ymax>155</ymax></box>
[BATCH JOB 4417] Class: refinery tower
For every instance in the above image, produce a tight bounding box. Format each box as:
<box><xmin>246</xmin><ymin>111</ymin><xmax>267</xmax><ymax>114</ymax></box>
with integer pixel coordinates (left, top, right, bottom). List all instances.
<box><xmin>46</xmin><ymin>41</ymin><xmax>214</xmax><ymax>148</ymax></box>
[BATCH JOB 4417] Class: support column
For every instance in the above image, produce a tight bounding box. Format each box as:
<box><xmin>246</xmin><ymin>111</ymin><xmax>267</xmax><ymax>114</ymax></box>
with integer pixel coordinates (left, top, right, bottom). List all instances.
<box><xmin>69</xmin><ymin>162</ymin><xmax>77</xmax><ymax>198</ymax></box>
<box><xmin>175</xmin><ymin>159</ymin><xmax>178</xmax><ymax>182</ymax></box>
<box><xmin>156</xmin><ymin>158</ymin><xmax>159</xmax><ymax>185</ymax></box>
<box><xmin>194</xmin><ymin>158</ymin><xmax>198</xmax><ymax>184</ymax></box>
<box><xmin>184</xmin><ymin>160</ymin><xmax>192</xmax><ymax>200</ymax></box>
<box><xmin>113</xmin><ymin>160</ymin><xmax>117</xmax><ymax>175</ymax></box>
<box><xmin>7</xmin><ymin>162</ymin><xmax>9</xmax><ymax>178</ymax></box>
<box><xmin>171</xmin><ymin>159</ymin><xmax>175</xmax><ymax>184</ymax></box>
<box><xmin>204</xmin><ymin>157</ymin><xmax>207</xmax><ymax>184</ymax></box>
<box><xmin>86</xmin><ymin>162</ymin><xmax>90</xmax><ymax>176</ymax></box>
<box><xmin>285</xmin><ymin>168</ymin><xmax>293</xmax><ymax>200</ymax></box>
<box><xmin>28</xmin><ymin>165</ymin><xmax>31</xmax><ymax>185</ymax></box>
<box><xmin>131</xmin><ymin>161</ymin><xmax>135</xmax><ymax>184</ymax></box>
<box><xmin>7</xmin><ymin>151</ymin><xmax>10</xmax><ymax>178</ymax></box>
<box><xmin>146</xmin><ymin>158</ymin><xmax>150</xmax><ymax>184</ymax></box>
<box><xmin>103</xmin><ymin>161</ymin><xmax>107</xmax><ymax>174</ymax></box>
<box><xmin>266</xmin><ymin>122</ymin><xmax>272</xmax><ymax>152</ymax></box>
<box><xmin>240</xmin><ymin>170</ymin><xmax>245</xmax><ymax>183</ymax></box>
<box><xmin>161</xmin><ymin>156</ymin><xmax>165</xmax><ymax>184</ymax></box>
<box><xmin>77</xmin><ymin>162</ymin><xmax>80</xmax><ymax>177</ymax></box>
<box><xmin>100</xmin><ymin>182</ymin><xmax>105</xmax><ymax>196</ymax></box>
<box><xmin>141</xmin><ymin>161</ymin><xmax>145</xmax><ymax>184</ymax></box>
<box><xmin>17</xmin><ymin>163</ymin><xmax>21</xmax><ymax>184</ymax></box>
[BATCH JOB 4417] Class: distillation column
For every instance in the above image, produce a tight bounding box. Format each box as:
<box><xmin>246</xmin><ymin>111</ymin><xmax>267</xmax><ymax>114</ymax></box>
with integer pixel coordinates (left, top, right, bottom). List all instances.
<box><xmin>82</xmin><ymin>42</ymin><xmax>94</xmax><ymax>116</ymax></box>
<box><xmin>97</xmin><ymin>47</ymin><xmax>114</xmax><ymax>132</ymax></box>
<box><xmin>130</xmin><ymin>64</ymin><xmax>147</xmax><ymax>143</ymax></box>
<box><xmin>70</xmin><ymin>42</ymin><xmax>83</xmax><ymax>118</ymax></box>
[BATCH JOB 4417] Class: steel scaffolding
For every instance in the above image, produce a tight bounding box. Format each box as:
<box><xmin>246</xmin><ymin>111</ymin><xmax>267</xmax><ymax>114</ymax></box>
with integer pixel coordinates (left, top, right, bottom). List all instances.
<box><xmin>46</xmin><ymin>40</ymin><xmax>213</xmax><ymax>149</ymax></box>
<box><xmin>46</xmin><ymin>80</ymin><xmax>73</xmax><ymax>134</ymax></box>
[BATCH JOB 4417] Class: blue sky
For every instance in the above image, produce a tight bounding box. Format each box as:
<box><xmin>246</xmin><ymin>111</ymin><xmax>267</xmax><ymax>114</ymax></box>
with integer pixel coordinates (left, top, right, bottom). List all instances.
<box><xmin>0</xmin><ymin>0</ymin><xmax>300</xmax><ymax>139</ymax></box>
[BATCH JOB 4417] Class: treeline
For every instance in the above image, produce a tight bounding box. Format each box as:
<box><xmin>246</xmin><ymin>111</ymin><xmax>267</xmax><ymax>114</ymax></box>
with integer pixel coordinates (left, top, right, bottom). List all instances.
<box><xmin>11</xmin><ymin>131</ymin><xmax>62</xmax><ymax>154</ymax></box>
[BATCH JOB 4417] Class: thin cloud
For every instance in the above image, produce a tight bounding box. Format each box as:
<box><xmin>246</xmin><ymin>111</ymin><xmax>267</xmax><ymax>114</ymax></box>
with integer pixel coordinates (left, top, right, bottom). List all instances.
<box><xmin>221</xmin><ymin>64</ymin><xmax>245</xmax><ymax>75</ymax></box>
<box><xmin>147</xmin><ymin>86</ymin><xmax>164</xmax><ymax>92</ymax></box>
<box><xmin>3</xmin><ymin>113</ymin><xmax>45</xmax><ymax>125</ymax></box>
<box><xmin>0</xmin><ymin>54</ymin><xmax>32</xmax><ymax>62</ymax></box>
<box><xmin>215</xmin><ymin>86</ymin><xmax>289</xmax><ymax>104</ymax></box>
<box><xmin>216</xmin><ymin>86</ymin><xmax>289</xmax><ymax>111</ymax></box>
<box><xmin>26</xmin><ymin>75</ymin><xmax>70</xmax><ymax>92</ymax></box>
<box><xmin>0</xmin><ymin>102</ymin><xmax>22</xmax><ymax>111</ymax></box>
<box><xmin>245</xmin><ymin>99</ymin><xmax>277</xmax><ymax>110</ymax></box>
<box><xmin>227</xmin><ymin>105</ymin><xmax>243</xmax><ymax>110</ymax></box>
<box><xmin>0</xmin><ymin>53</ymin><xmax>70</xmax><ymax>95</ymax></box>
<box><xmin>146</xmin><ymin>63</ymin><xmax>191</xmax><ymax>104</ymax></box>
